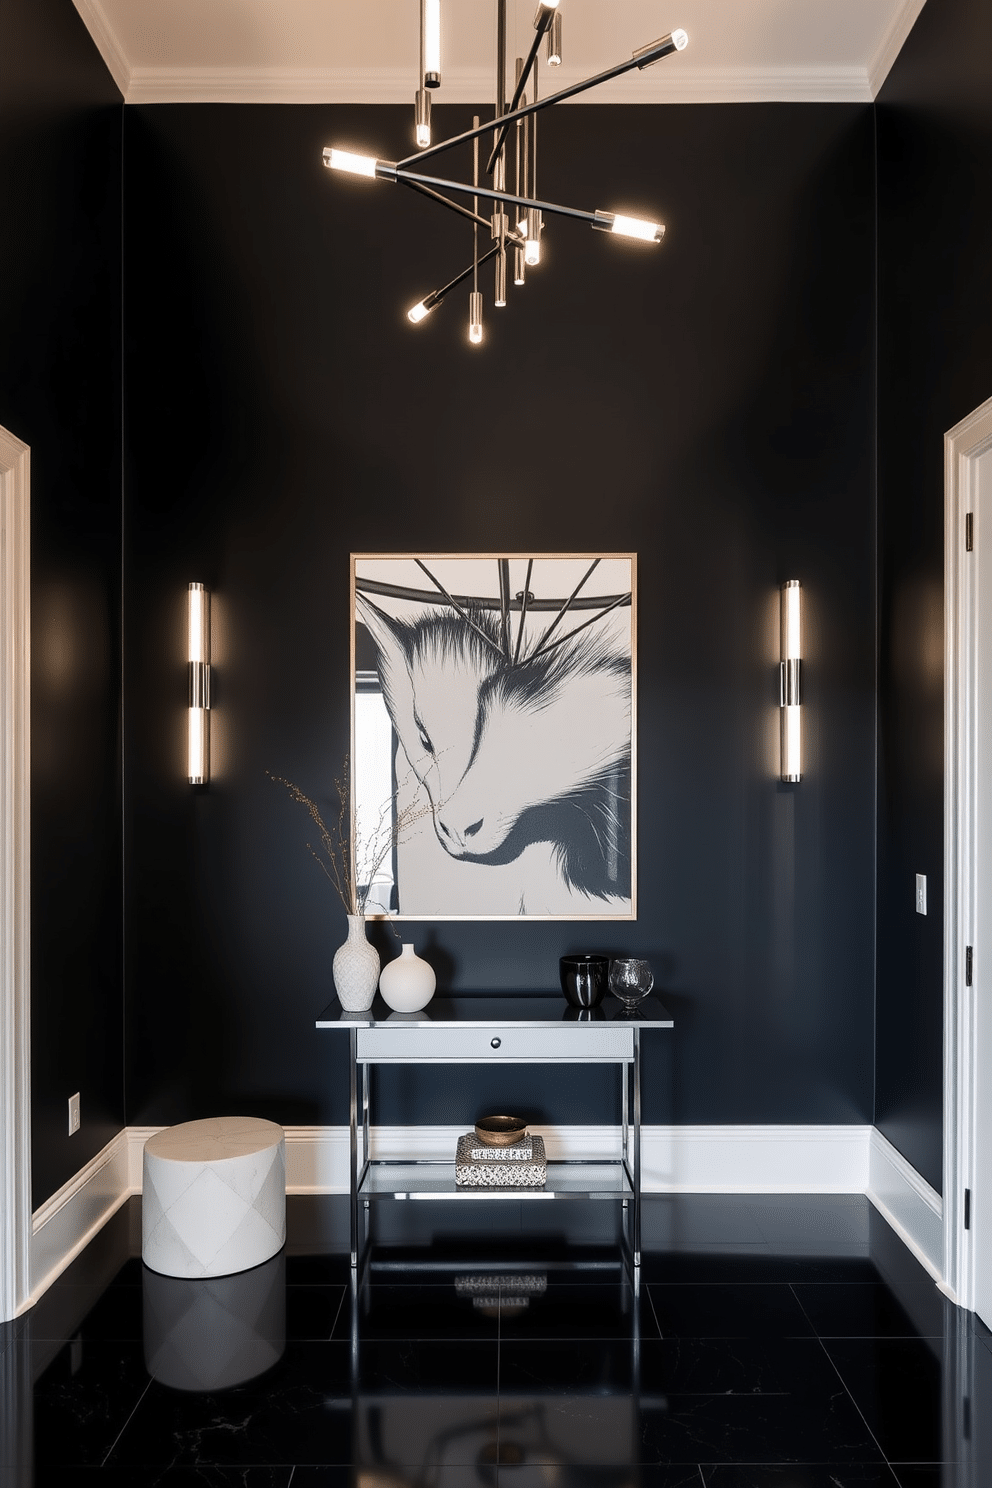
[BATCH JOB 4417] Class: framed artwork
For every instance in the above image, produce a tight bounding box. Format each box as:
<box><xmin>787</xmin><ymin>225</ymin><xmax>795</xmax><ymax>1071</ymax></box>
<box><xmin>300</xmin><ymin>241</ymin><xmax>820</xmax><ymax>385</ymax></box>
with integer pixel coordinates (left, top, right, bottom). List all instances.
<box><xmin>351</xmin><ymin>554</ymin><xmax>636</xmax><ymax>920</ymax></box>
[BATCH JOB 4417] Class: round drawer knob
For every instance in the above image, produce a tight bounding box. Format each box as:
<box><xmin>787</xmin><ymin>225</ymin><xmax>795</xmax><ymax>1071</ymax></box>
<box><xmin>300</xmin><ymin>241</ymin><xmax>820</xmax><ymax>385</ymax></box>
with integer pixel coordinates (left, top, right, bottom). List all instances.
<box><xmin>491</xmin><ymin>1037</ymin><xmax>501</xmax><ymax>1049</ymax></box>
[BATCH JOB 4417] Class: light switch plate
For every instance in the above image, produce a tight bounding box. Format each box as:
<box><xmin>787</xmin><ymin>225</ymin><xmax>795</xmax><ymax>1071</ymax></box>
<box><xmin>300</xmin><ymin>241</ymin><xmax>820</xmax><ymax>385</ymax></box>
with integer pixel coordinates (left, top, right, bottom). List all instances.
<box><xmin>68</xmin><ymin>1092</ymin><xmax>80</xmax><ymax>1135</ymax></box>
<box><xmin>916</xmin><ymin>873</ymin><xmax>927</xmax><ymax>915</ymax></box>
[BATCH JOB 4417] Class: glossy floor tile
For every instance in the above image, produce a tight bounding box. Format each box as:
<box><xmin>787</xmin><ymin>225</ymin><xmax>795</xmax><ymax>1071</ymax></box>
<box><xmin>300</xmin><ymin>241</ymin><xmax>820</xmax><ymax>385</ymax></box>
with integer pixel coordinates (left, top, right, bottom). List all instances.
<box><xmin>822</xmin><ymin>1339</ymin><xmax>946</xmax><ymax>1463</ymax></box>
<box><xmin>647</xmin><ymin>1283</ymin><xmax>815</xmax><ymax>1338</ymax></box>
<box><xmin>793</xmin><ymin>1283</ymin><xmax>942</xmax><ymax>1338</ymax></box>
<box><xmin>2</xmin><ymin>1195</ymin><xmax>990</xmax><ymax>1487</ymax></box>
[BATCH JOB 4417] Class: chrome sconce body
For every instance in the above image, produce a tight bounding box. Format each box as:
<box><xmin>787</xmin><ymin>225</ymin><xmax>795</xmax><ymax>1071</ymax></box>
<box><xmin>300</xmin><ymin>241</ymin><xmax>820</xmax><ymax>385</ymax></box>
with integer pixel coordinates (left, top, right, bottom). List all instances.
<box><xmin>188</xmin><ymin>582</ymin><xmax>211</xmax><ymax>785</ymax></box>
<box><xmin>779</xmin><ymin>579</ymin><xmax>801</xmax><ymax>783</ymax></box>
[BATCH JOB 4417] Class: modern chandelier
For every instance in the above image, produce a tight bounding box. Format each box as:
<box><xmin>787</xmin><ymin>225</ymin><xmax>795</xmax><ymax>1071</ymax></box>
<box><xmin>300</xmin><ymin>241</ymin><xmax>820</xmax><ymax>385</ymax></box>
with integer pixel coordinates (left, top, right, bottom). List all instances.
<box><xmin>322</xmin><ymin>1</ymin><xmax>688</xmax><ymax>344</ymax></box>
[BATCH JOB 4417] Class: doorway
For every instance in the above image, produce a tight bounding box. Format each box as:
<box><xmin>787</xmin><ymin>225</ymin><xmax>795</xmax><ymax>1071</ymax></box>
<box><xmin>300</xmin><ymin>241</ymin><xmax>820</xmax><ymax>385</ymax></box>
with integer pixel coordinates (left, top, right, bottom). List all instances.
<box><xmin>945</xmin><ymin>393</ymin><xmax>992</xmax><ymax>1324</ymax></box>
<box><xmin>0</xmin><ymin>423</ymin><xmax>31</xmax><ymax>1324</ymax></box>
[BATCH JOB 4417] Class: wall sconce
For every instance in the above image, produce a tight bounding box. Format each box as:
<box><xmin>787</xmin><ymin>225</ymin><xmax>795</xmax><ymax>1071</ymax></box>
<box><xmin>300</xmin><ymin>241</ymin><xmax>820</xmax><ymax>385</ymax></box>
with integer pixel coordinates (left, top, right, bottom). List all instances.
<box><xmin>780</xmin><ymin>579</ymin><xmax>801</xmax><ymax>783</ymax></box>
<box><xmin>188</xmin><ymin>582</ymin><xmax>211</xmax><ymax>784</ymax></box>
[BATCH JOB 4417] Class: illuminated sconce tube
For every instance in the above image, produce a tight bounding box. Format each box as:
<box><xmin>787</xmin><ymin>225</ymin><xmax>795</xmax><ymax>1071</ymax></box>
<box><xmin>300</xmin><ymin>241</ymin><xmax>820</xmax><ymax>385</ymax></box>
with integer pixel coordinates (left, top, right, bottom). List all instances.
<box><xmin>780</xmin><ymin>579</ymin><xmax>801</xmax><ymax>783</ymax></box>
<box><xmin>188</xmin><ymin>583</ymin><xmax>211</xmax><ymax>785</ymax></box>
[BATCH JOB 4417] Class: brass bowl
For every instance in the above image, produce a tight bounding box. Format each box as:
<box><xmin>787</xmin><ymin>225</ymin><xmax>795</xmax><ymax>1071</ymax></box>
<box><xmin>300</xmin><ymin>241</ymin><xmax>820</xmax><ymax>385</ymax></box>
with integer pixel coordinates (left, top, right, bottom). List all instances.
<box><xmin>474</xmin><ymin>1115</ymin><xmax>527</xmax><ymax>1147</ymax></box>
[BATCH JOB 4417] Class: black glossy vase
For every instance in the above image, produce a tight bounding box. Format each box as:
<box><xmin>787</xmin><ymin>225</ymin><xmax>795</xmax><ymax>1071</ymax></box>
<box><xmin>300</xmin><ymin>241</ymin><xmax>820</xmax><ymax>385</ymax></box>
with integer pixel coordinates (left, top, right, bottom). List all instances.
<box><xmin>559</xmin><ymin>954</ymin><xmax>609</xmax><ymax>1009</ymax></box>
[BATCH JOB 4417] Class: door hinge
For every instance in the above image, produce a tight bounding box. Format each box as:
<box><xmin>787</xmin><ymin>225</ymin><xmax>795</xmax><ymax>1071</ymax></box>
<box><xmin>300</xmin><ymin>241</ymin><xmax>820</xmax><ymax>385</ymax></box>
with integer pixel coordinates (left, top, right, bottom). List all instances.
<box><xmin>966</xmin><ymin>946</ymin><xmax>973</xmax><ymax>986</ymax></box>
<box><xmin>965</xmin><ymin>1188</ymin><xmax>971</xmax><ymax>1229</ymax></box>
<box><xmin>966</xmin><ymin>512</ymin><xmax>974</xmax><ymax>550</ymax></box>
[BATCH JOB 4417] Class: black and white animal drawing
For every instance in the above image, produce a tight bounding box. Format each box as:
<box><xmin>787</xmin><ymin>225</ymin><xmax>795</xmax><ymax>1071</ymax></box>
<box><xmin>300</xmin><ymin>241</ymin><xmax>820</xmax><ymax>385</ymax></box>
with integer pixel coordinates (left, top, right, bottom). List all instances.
<box><xmin>356</xmin><ymin>583</ymin><xmax>632</xmax><ymax>911</ymax></box>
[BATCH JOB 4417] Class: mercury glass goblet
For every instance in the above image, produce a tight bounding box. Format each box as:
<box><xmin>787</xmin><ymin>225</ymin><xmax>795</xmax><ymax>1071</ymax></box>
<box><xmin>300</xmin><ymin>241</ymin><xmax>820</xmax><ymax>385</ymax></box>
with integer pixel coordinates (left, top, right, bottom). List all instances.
<box><xmin>608</xmin><ymin>958</ymin><xmax>654</xmax><ymax>1009</ymax></box>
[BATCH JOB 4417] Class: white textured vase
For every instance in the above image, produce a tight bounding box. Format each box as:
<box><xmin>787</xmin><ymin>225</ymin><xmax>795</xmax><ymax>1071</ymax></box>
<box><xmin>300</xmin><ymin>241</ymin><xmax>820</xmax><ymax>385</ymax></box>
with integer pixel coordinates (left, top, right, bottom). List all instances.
<box><xmin>379</xmin><ymin>943</ymin><xmax>436</xmax><ymax>1012</ymax></box>
<box><xmin>332</xmin><ymin>915</ymin><xmax>380</xmax><ymax>1012</ymax></box>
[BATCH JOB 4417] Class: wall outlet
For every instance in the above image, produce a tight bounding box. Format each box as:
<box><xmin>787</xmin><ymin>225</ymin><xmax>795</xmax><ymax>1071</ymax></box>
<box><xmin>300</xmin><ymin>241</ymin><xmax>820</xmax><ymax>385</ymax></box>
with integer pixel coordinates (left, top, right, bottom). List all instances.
<box><xmin>916</xmin><ymin>873</ymin><xmax>927</xmax><ymax>915</ymax></box>
<box><xmin>68</xmin><ymin>1092</ymin><xmax>80</xmax><ymax>1135</ymax></box>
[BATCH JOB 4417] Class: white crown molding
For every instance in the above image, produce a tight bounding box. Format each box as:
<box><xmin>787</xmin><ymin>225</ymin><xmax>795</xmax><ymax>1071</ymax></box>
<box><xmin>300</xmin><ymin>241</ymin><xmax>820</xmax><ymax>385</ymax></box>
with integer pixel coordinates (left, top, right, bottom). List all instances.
<box><xmin>71</xmin><ymin>0</ymin><xmax>132</xmax><ymax>98</ymax></box>
<box><xmin>0</xmin><ymin>425</ymin><xmax>31</xmax><ymax>1325</ymax></box>
<box><xmin>868</xmin><ymin>0</ymin><xmax>928</xmax><ymax>98</ymax></box>
<box><xmin>123</xmin><ymin>63</ymin><xmax>873</xmax><ymax>107</ymax></box>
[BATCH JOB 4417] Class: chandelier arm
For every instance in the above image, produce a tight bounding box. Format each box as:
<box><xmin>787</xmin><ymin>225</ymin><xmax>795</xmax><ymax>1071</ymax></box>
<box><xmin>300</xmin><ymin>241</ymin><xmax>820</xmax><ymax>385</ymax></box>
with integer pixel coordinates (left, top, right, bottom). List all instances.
<box><xmin>392</xmin><ymin>167</ymin><xmax>599</xmax><ymax>228</ymax></box>
<box><xmin>496</xmin><ymin>0</ymin><xmax>506</xmax><ymax>120</ymax></box>
<box><xmin>486</xmin><ymin>24</ymin><xmax>544</xmax><ymax>175</ymax></box>
<box><xmin>395</xmin><ymin>36</ymin><xmax>683</xmax><ymax>173</ymax></box>
<box><xmin>424</xmin><ymin>240</ymin><xmax>504</xmax><ymax>306</ymax></box>
<box><xmin>405</xmin><ymin>179</ymin><xmax>493</xmax><ymax>231</ymax></box>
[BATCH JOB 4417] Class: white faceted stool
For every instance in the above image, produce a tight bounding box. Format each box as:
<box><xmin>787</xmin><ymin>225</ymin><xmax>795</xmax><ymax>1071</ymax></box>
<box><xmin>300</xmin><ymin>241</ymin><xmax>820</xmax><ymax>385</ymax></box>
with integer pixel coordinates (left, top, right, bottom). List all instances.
<box><xmin>142</xmin><ymin>1117</ymin><xmax>286</xmax><ymax>1279</ymax></box>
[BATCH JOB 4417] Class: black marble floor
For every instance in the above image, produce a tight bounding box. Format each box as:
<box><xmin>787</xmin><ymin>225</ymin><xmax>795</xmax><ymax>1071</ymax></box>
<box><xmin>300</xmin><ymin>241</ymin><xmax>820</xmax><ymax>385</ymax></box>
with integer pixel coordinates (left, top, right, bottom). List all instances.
<box><xmin>2</xmin><ymin>1194</ymin><xmax>991</xmax><ymax>1487</ymax></box>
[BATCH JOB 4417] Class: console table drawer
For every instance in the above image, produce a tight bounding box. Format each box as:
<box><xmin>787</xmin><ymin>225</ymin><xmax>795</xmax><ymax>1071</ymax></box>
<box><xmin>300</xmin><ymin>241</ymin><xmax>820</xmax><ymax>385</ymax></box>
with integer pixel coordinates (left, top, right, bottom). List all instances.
<box><xmin>355</xmin><ymin>1023</ymin><xmax>634</xmax><ymax>1064</ymax></box>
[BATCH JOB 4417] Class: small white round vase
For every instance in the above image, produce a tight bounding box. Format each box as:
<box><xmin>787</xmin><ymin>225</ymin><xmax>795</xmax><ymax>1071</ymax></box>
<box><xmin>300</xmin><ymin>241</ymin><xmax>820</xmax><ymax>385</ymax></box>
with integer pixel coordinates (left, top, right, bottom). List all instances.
<box><xmin>333</xmin><ymin>915</ymin><xmax>380</xmax><ymax>1011</ymax></box>
<box><xmin>379</xmin><ymin>943</ymin><xmax>436</xmax><ymax>1012</ymax></box>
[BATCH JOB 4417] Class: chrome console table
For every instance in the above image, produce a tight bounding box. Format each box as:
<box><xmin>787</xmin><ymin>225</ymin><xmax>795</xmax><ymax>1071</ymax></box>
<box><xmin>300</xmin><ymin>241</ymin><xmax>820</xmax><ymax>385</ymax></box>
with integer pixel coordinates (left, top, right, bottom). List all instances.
<box><xmin>316</xmin><ymin>994</ymin><xmax>673</xmax><ymax>1270</ymax></box>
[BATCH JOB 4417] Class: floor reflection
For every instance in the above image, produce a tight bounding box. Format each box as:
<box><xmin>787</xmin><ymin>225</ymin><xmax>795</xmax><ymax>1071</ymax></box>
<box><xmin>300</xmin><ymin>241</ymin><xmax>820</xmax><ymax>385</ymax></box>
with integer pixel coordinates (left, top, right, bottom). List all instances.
<box><xmin>1</xmin><ymin>1195</ymin><xmax>991</xmax><ymax>1487</ymax></box>
<box><xmin>142</xmin><ymin>1251</ymin><xmax>286</xmax><ymax>1391</ymax></box>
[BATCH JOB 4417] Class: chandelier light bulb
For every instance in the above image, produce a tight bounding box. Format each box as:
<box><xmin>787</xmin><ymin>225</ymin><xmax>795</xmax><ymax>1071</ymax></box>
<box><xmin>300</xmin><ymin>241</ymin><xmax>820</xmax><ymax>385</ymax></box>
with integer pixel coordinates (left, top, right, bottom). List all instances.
<box><xmin>415</xmin><ymin>88</ymin><xmax>431</xmax><ymax>148</ymax></box>
<box><xmin>547</xmin><ymin>11</ymin><xmax>562</xmax><ymax>65</ymax></box>
<box><xmin>495</xmin><ymin>250</ymin><xmax>507</xmax><ymax>307</ymax></box>
<box><xmin>592</xmin><ymin>209</ymin><xmax>665</xmax><ymax>243</ymax></box>
<box><xmin>469</xmin><ymin>290</ymin><xmax>483</xmax><ymax>343</ymax></box>
<box><xmin>424</xmin><ymin>0</ymin><xmax>441</xmax><ymax>85</ymax></box>
<box><xmin>514</xmin><ymin>246</ymin><xmax>526</xmax><ymax>285</ymax></box>
<box><xmin>324</xmin><ymin>148</ymin><xmax>378</xmax><ymax>178</ymax></box>
<box><xmin>408</xmin><ymin>289</ymin><xmax>440</xmax><ymax>324</ymax></box>
<box><xmin>633</xmin><ymin>29</ymin><xmax>689</xmax><ymax>68</ymax></box>
<box><xmin>524</xmin><ymin>206</ymin><xmax>542</xmax><ymax>265</ymax></box>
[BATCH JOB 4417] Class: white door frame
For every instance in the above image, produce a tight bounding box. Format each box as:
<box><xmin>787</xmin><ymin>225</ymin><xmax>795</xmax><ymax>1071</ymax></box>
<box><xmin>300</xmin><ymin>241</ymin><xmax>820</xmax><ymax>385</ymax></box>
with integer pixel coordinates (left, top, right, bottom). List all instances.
<box><xmin>944</xmin><ymin>392</ymin><xmax>992</xmax><ymax>1310</ymax></box>
<box><xmin>0</xmin><ymin>424</ymin><xmax>31</xmax><ymax>1324</ymax></box>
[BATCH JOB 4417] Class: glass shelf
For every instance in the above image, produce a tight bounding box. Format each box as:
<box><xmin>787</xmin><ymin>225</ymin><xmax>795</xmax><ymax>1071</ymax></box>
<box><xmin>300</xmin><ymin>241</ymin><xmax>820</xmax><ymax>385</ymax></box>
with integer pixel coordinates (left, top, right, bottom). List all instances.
<box><xmin>358</xmin><ymin>1160</ymin><xmax>633</xmax><ymax>1201</ymax></box>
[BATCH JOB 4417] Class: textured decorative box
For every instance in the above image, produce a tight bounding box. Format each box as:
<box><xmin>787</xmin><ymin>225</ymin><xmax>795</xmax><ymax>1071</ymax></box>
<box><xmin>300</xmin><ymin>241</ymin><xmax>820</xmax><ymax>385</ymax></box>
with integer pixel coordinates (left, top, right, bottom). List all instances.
<box><xmin>468</xmin><ymin>1136</ymin><xmax>534</xmax><ymax>1162</ymax></box>
<box><xmin>455</xmin><ymin>1134</ymin><xmax>546</xmax><ymax>1187</ymax></box>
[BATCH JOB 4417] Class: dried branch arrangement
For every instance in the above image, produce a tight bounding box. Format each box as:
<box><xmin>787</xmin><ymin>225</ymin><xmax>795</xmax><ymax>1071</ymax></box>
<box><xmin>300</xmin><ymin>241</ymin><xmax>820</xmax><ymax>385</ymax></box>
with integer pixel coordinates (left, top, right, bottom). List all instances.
<box><xmin>269</xmin><ymin>758</ymin><xmax>433</xmax><ymax>916</ymax></box>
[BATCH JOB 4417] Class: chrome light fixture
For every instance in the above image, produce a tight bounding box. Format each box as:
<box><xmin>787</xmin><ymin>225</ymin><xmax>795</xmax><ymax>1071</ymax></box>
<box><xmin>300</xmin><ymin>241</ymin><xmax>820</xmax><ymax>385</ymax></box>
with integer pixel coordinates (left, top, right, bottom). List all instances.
<box><xmin>323</xmin><ymin>2</ymin><xmax>688</xmax><ymax>344</ymax></box>
<box><xmin>188</xmin><ymin>583</ymin><xmax>211</xmax><ymax>785</ymax></box>
<box><xmin>780</xmin><ymin>580</ymin><xmax>801</xmax><ymax>783</ymax></box>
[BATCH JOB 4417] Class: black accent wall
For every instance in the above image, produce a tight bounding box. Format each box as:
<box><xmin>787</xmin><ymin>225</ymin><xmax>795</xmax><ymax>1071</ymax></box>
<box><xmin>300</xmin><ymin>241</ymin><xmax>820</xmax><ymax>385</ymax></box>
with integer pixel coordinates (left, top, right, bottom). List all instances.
<box><xmin>123</xmin><ymin>102</ymin><xmax>876</xmax><ymax>1131</ymax></box>
<box><xmin>875</xmin><ymin>0</ymin><xmax>992</xmax><ymax>1192</ymax></box>
<box><xmin>0</xmin><ymin>0</ymin><xmax>124</xmax><ymax>1204</ymax></box>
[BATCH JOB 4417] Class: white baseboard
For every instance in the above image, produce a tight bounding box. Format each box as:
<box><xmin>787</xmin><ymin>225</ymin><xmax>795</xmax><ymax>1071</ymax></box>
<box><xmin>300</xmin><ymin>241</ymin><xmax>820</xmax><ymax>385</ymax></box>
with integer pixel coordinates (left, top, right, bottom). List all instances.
<box><xmin>29</xmin><ymin>1123</ymin><xmax>943</xmax><ymax>1305</ymax></box>
<box><xmin>866</xmin><ymin>1127</ymin><xmax>944</xmax><ymax>1283</ymax></box>
<box><xmin>30</xmin><ymin>1131</ymin><xmax>131</xmax><ymax>1305</ymax></box>
<box><xmin>641</xmin><ymin>1124</ymin><xmax>872</xmax><ymax>1193</ymax></box>
<box><xmin>126</xmin><ymin>1123</ymin><xmax>873</xmax><ymax>1195</ymax></box>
